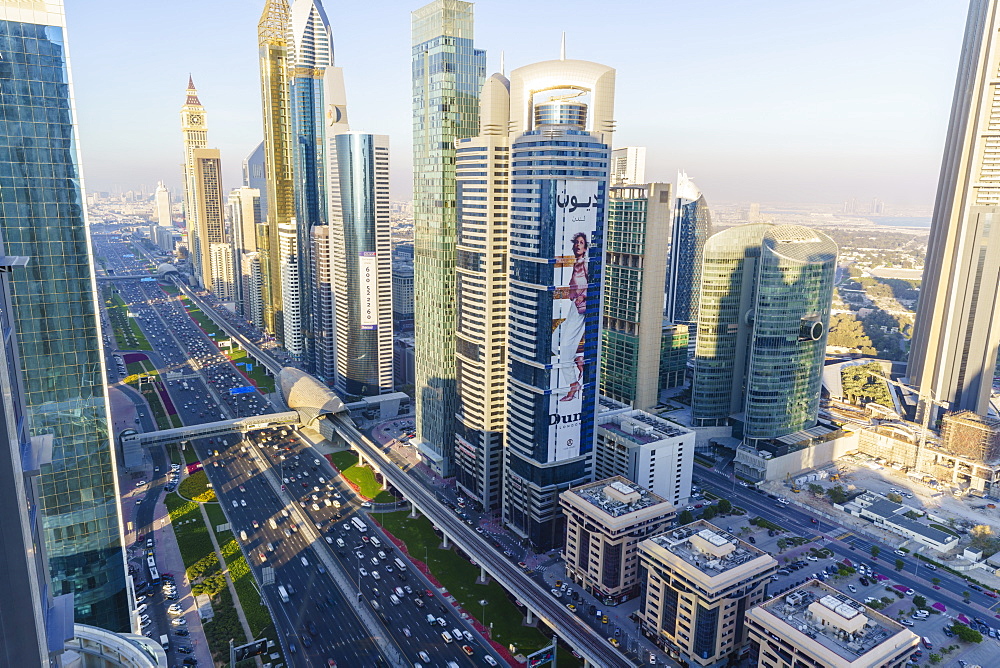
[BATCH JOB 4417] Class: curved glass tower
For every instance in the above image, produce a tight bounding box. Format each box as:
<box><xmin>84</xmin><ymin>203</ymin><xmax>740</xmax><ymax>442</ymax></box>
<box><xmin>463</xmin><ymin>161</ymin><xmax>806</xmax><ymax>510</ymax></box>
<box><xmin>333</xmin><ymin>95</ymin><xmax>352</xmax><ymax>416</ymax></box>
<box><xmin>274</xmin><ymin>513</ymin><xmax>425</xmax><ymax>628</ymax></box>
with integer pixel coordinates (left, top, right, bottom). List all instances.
<box><xmin>744</xmin><ymin>227</ymin><xmax>837</xmax><ymax>439</ymax></box>
<box><xmin>692</xmin><ymin>224</ymin><xmax>837</xmax><ymax>442</ymax></box>
<box><xmin>666</xmin><ymin>171</ymin><xmax>712</xmax><ymax>326</ymax></box>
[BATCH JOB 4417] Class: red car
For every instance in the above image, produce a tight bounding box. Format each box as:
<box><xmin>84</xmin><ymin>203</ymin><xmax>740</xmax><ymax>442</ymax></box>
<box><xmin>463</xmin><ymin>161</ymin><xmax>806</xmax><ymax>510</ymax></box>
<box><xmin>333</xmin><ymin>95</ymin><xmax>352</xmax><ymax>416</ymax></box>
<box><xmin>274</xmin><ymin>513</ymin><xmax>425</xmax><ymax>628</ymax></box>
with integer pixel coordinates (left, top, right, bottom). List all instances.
<box><xmin>424</xmin><ymin>589</ymin><xmax>433</xmax><ymax>598</ymax></box>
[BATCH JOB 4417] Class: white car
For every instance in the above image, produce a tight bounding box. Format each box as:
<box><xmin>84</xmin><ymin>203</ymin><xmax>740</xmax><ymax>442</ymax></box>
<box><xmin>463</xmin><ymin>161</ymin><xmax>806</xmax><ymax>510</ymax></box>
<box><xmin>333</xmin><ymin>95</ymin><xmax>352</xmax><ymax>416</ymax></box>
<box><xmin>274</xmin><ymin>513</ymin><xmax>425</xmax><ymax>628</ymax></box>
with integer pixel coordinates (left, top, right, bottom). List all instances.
<box><xmin>170</xmin><ymin>617</ymin><xmax>187</xmax><ymax>627</ymax></box>
<box><xmin>136</xmin><ymin>603</ymin><xmax>148</xmax><ymax>614</ymax></box>
<box><xmin>484</xmin><ymin>656</ymin><xmax>498</xmax><ymax>667</ymax></box>
<box><xmin>232</xmin><ymin>500</ymin><xmax>238</xmax><ymax>508</ymax></box>
<box><xmin>359</xmin><ymin>567</ymin><xmax>369</xmax><ymax>577</ymax></box>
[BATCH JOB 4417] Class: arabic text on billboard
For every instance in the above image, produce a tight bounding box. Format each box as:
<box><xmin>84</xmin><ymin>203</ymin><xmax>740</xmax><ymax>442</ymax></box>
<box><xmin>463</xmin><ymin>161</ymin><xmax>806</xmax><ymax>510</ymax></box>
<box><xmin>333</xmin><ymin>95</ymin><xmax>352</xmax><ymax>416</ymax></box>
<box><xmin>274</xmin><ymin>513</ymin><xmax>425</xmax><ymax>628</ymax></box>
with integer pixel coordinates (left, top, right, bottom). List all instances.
<box><xmin>547</xmin><ymin>179</ymin><xmax>598</xmax><ymax>463</ymax></box>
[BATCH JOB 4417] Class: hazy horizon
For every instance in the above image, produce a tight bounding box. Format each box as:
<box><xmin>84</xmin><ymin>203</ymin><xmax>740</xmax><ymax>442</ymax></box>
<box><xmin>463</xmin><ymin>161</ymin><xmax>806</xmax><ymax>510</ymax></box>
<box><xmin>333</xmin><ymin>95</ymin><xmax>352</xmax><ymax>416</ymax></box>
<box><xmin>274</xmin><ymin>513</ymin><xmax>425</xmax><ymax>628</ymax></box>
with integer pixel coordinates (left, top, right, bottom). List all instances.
<box><xmin>68</xmin><ymin>0</ymin><xmax>969</xmax><ymax>208</ymax></box>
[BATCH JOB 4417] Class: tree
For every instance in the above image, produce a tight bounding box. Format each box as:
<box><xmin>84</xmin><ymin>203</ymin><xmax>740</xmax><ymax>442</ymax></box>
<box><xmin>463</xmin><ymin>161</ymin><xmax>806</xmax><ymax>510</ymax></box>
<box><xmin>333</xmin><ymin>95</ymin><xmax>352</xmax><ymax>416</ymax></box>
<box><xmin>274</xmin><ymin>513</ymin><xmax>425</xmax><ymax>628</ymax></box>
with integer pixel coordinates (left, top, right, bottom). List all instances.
<box><xmin>826</xmin><ymin>485</ymin><xmax>848</xmax><ymax>504</ymax></box>
<box><xmin>776</xmin><ymin>538</ymin><xmax>788</xmax><ymax>552</ymax></box>
<box><xmin>677</xmin><ymin>510</ymin><xmax>694</xmax><ymax>525</ymax></box>
<box><xmin>931</xmin><ymin>577</ymin><xmax>941</xmax><ymax>586</ymax></box>
<box><xmin>895</xmin><ymin>558</ymin><xmax>904</xmax><ymax>571</ymax></box>
<box><xmin>913</xmin><ymin>595</ymin><xmax>926</xmax><ymax>608</ymax></box>
<box><xmin>886</xmin><ymin>492</ymin><xmax>903</xmax><ymax>503</ymax></box>
<box><xmin>701</xmin><ymin>506</ymin><xmax>718</xmax><ymax>521</ymax></box>
<box><xmin>950</xmin><ymin>623</ymin><xmax>983</xmax><ymax>643</ymax></box>
<box><xmin>717</xmin><ymin>499</ymin><xmax>732</xmax><ymax>514</ymax></box>
<box><xmin>969</xmin><ymin>524</ymin><xmax>1000</xmax><ymax>557</ymax></box>
<box><xmin>928</xmin><ymin>653</ymin><xmax>941</xmax><ymax>665</ymax></box>
<box><xmin>808</xmin><ymin>483</ymin><xmax>824</xmax><ymax>496</ymax></box>
<box><xmin>870</xmin><ymin>546</ymin><xmax>880</xmax><ymax>559</ymax></box>
<box><xmin>962</xmin><ymin>591</ymin><xmax>971</xmax><ymax>602</ymax></box>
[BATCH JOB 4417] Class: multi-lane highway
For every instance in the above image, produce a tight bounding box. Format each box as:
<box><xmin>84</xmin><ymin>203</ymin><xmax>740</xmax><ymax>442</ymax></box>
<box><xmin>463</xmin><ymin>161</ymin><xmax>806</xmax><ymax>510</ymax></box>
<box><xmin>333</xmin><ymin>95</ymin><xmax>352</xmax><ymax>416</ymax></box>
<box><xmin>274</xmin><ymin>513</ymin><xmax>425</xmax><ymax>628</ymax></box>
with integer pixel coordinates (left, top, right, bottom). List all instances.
<box><xmin>99</xmin><ymin>237</ymin><xmax>501</xmax><ymax>667</ymax></box>
<box><xmin>165</xmin><ymin>260</ymin><xmax>633</xmax><ymax>668</ymax></box>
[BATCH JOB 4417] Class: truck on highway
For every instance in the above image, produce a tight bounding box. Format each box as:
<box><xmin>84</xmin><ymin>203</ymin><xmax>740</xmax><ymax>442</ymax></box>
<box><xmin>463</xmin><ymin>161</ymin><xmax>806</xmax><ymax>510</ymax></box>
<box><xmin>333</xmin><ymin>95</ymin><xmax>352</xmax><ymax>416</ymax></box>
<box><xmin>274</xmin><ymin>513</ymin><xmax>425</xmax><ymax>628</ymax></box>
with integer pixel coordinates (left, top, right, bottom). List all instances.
<box><xmin>351</xmin><ymin>517</ymin><xmax>367</xmax><ymax>532</ymax></box>
<box><xmin>278</xmin><ymin>586</ymin><xmax>289</xmax><ymax>603</ymax></box>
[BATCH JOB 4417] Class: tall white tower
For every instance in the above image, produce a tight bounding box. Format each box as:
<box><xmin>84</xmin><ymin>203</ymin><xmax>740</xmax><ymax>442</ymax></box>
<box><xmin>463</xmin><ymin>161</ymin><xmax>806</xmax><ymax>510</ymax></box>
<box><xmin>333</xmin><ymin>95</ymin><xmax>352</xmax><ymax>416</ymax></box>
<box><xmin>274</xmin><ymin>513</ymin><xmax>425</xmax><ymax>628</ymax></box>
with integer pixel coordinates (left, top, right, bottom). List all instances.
<box><xmin>910</xmin><ymin>0</ymin><xmax>1000</xmax><ymax>420</ymax></box>
<box><xmin>154</xmin><ymin>181</ymin><xmax>171</xmax><ymax>227</ymax></box>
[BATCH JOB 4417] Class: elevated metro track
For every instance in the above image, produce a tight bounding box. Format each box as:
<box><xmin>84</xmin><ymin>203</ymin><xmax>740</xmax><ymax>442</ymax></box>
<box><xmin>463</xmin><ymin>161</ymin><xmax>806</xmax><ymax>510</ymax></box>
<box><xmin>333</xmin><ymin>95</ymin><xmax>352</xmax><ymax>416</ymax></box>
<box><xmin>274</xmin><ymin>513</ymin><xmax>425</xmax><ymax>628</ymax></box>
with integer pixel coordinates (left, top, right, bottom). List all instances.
<box><xmin>328</xmin><ymin>413</ymin><xmax>630</xmax><ymax>668</ymax></box>
<box><xmin>164</xmin><ymin>279</ymin><xmax>630</xmax><ymax>667</ymax></box>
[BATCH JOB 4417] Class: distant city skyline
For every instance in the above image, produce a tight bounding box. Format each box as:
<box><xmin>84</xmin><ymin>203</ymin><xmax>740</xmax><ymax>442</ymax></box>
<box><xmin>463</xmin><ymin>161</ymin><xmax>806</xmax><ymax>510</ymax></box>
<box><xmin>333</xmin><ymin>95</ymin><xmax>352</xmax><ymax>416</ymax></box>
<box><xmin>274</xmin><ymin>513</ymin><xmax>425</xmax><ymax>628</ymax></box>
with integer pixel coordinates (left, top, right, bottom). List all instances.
<box><xmin>68</xmin><ymin>0</ymin><xmax>968</xmax><ymax>205</ymax></box>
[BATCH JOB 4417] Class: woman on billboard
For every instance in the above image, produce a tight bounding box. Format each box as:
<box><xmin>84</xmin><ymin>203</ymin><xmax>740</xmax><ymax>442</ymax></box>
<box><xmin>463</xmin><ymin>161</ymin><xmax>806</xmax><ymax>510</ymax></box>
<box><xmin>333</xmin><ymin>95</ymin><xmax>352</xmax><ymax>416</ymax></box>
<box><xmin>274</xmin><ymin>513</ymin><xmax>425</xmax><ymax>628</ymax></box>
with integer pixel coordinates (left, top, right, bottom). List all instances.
<box><xmin>553</xmin><ymin>231</ymin><xmax>588</xmax><ymax>402</ymax></box>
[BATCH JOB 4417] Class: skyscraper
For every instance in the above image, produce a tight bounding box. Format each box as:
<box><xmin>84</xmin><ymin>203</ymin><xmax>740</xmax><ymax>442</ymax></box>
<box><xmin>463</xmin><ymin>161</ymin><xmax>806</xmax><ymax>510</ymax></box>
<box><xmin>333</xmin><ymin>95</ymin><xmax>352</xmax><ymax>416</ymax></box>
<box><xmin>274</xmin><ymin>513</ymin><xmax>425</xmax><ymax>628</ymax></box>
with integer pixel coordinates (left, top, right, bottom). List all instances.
<box><xmin>180</xmin><ymin>77</ymin><xmax>208</xmax><ymax>280</ymax></box>
<box><xmin>154</xmin><ymin>181</ymin><xmax>171</xmax><ymax>227</ymax></box>
<box><xmin>227</xmin><ymin>186</ymin><xmax>263</xmax><ymax>323</ymax></box>
<box><xmin>0</xmin><ymin>0</ymin><xmax>128</xmax><ymax>629</ymax></box>
<box><xmin>411</xmin><ymin>0</ymin><xmax>486</xmax><ymax>477</ymax></box>
<box><xmin>610</xmin><ymin>146</ymin><xmax>646</xmax><ymax>186</ymax></box>
<box><xmin>329</xmin><ymin>133</ymin><xmax>394</xmax><ymax>396</ymax></box>
<box><xmin>502</xmin><ymin>57</ymin><xmax>615</xmax><ymax>550</ymax></box>
<box><xmin>289</xmin><ymin>0</ymin><xmax>334</xmax><ymax>371</ymax></box>
<box><xmin>600</xmin><ymin>182</ymin><xmax>672</xmax><ymax>409</ymax></box>
<box><xmin>258</xmin><ymin>0</ymin><xmax>296</xmax><ymax>348</ymax></box>
<box><xmin>909</xmin><ymin>0</ymin><xmax>1000</xmax><ymax>421</ymax></box>
<box><xmin>454</xmin><ymin>71</ymin><xmax>511</xmax><ymax>512</ymax></box>
<box><xmin>692</xmin><ymin>224</ymin><xmax>837</xmax><ymax>441</ymax></box>
<box><xmin>0</xmin><ymin>240</ymin><xmax>72</xmax><ymax>665</ymax></box>
<box><xmin>191</xmin><ymin>147</ymin><xmax>231</xmax><ymax>299</ymax></box>
<box><xmin>665</xmin><ymin>171</ymin><xmax>712</xmax><ymax>327</ymax></box>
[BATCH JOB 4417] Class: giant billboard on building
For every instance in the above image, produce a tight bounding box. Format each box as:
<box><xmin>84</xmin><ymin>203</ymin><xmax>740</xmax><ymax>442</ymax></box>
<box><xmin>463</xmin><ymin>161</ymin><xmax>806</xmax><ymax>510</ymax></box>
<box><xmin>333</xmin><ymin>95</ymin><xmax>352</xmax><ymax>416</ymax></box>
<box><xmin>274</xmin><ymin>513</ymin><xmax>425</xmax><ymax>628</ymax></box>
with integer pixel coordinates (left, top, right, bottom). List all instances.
<box><xmin>547</xmin><ymin>179</ymin><xmax>600</xmax><ymax>462</ymax></box>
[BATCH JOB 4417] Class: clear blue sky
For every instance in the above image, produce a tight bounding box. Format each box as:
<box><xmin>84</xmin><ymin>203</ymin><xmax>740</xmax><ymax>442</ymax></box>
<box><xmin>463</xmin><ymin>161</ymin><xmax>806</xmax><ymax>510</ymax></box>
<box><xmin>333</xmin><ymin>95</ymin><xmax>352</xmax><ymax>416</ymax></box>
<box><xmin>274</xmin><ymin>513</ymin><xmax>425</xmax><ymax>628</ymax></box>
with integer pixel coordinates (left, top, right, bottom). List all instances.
<box><xmin>66</xmin><ymin>0</ymin><xmax>969</xmax><ymax>207</ymax></box>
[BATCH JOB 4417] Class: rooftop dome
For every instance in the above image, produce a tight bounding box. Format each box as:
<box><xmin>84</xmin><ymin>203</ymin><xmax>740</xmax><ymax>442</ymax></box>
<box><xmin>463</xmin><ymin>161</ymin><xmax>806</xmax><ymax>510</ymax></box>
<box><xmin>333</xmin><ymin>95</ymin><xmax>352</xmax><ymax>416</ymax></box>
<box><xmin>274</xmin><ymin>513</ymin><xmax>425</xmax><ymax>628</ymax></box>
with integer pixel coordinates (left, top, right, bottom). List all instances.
<box><xmin>157</xmin><ymin>263</ymin><xmax>179</xmax><ymax>276</ymax></box>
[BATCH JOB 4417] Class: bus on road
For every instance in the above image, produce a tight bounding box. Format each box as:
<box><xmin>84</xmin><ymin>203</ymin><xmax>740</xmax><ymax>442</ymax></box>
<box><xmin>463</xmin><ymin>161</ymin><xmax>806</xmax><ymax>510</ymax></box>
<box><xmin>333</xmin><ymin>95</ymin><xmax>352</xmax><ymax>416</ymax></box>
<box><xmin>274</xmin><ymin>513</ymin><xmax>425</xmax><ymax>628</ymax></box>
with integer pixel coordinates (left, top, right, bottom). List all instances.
<box><xmin>351</xmin><ymin>517</ymin><xmax>367</xmax><ymax>533</ymax></box>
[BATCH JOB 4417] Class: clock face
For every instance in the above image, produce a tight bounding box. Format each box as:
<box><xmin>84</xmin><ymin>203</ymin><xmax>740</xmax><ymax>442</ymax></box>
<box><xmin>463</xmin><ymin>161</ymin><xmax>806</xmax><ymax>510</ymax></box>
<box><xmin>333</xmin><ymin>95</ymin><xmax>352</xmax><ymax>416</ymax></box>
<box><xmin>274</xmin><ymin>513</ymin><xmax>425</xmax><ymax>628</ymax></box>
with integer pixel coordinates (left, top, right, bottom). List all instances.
<box><xmin>189</xmin><ymin>114</ymin><xmax>203</xmax><ymax>126</ymax></box>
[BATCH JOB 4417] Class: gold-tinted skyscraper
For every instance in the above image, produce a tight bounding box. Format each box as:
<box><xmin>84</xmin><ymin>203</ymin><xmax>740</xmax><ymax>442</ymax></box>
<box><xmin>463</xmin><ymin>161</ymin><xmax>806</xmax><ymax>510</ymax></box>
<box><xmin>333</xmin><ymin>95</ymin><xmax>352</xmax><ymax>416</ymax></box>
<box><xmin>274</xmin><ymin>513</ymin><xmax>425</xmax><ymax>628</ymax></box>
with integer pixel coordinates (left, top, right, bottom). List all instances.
<box><xmin>258</xmin><ymin>0</ymin><xmax>296</xmax><ymax>344</ymax></box>
<box><xmin>180</xmin><ymin>77</ymin><xmax>208</xmax><ymax>281</ymax></box>
<box><xmin>910</xmin><ymin>0</ymin><xmax>1000</xmax><ymax>421</ymax></box>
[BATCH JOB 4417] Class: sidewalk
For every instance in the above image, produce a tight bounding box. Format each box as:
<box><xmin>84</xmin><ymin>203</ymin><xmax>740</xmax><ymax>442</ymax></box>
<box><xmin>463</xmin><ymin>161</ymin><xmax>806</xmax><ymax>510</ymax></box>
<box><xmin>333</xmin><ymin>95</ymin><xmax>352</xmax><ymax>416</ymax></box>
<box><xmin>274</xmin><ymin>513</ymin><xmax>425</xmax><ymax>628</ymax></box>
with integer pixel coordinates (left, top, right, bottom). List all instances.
<box><xmin>156</xmin><ymin>490</ymin><xmax>214</xmax><ymax>668</ymax></box>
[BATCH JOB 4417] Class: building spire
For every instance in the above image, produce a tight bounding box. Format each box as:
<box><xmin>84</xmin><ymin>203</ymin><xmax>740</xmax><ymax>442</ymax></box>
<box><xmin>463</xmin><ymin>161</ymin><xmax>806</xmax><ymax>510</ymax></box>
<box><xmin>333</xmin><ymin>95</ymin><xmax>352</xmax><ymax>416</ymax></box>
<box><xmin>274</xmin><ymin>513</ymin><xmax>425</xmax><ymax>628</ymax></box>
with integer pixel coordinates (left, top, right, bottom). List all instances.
<box><xmin>186</xmin><ymin>75</ymin><xmax>201</xmax><ymax>106</ymax></box>
<box><xmin>560</xmin><ymin>32</ymin><xmax>566</xmax><ymax>60</ymax></box>
<box><xmin>500</xmin><ymin>50</ymin><xmax>505</xmax><ymax>76</ymax></box>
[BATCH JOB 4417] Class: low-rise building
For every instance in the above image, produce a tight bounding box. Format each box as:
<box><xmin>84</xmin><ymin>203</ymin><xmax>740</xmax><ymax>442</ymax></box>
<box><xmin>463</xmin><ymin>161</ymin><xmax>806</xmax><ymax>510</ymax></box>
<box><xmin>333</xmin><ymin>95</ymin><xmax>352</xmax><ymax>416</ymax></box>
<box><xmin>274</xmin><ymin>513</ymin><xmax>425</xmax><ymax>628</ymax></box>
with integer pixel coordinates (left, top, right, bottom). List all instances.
<box><xmin>594</xmin><ymin>410</ymin><xmax>694</xmax><ymax>507</ymax></box>
<box><xmin>638</xmin><ymin>521</ymin><xmax>778</xmax><ymax>667</ymax></box>
<box><xmin>746</xmin><ymin>580</ymin><xmax>918</xmax><ymax>668</ymax></box>
<box><xmin>560</xmin><ymin>477</ymin><xmax>675</xmax><ymax>605</ymax></box>
<box><xmin>848</xmin><ymin>493</ymin><xmax>959</xmax><ymax>552</ymax></box>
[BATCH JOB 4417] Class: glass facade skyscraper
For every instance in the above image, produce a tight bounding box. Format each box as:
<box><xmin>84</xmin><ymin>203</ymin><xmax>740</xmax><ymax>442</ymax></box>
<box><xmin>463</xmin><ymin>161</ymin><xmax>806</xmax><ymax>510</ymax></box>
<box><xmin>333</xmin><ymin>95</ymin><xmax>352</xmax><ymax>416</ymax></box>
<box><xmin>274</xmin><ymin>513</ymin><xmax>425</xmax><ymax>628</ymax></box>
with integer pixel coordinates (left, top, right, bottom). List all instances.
<box><xmin>600</xmin><ymin>183</ymin><xmax>672</xmax><ymax>410</ymax></box>
<box><xmin>0</xmin><ymin>1</ymin><xmax>128</xmax><ymax>630</ymax></box>
<box><xmin>665</xmin><ymin>171</ymin><xmax>712</xmax><ymax>327</ymax></box>
<box><xmin>330</xmin><ymin>132</ymin><xmax>394</xmax><ymax>396</ymax></box>
<box><xmin>258</xmin><ymin>0</ymin><xmax>296</xmax><ymax>348</ymax></box>
<box><xmin>411</xmin><ymin>0</ymin><xmax>485</xmax><ymax>476</ymax></box>
<box><xmin>692</xmin><ymin>224</ymin><xmax>837</xmax><ymax>441</ymax></box>
<box><xmin>289</xmin><ymin>0</ymin><xmax>333</xmax><ymax>371</ymax></box>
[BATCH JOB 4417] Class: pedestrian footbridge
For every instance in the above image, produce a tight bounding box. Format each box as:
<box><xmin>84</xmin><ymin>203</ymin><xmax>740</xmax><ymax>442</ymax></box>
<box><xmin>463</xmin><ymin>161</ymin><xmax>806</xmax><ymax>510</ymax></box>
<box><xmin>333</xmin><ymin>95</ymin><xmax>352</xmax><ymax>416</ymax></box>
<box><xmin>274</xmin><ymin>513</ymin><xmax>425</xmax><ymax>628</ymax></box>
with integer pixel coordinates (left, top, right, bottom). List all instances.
<box><xmin>119</xmin><ymin>412</ymin><xmax>301</xmax><ymax>448</ymax></box>
<box><xmin>120</xmin><ymin>366</ymin><xmax>351</xmax><ymax>448</ymax></box>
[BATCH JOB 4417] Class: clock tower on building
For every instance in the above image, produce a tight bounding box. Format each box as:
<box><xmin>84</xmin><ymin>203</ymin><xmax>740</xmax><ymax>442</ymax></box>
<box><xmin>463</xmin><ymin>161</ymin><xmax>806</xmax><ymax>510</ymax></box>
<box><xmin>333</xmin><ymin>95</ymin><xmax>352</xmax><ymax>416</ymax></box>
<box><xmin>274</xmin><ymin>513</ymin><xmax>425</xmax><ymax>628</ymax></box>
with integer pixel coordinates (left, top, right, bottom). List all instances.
<box><xmin>181</xmin><ymin>76</ymin><xmax>209</xmax><ymax>282</ymax></box>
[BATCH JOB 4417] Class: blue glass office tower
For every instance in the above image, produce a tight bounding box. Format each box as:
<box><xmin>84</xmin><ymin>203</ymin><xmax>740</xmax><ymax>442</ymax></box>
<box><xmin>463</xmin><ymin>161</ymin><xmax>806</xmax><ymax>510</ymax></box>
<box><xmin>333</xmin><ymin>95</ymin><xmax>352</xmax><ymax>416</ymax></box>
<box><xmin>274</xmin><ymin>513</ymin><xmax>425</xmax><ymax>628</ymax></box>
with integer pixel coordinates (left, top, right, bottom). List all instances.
<box><xmin>666</xmin><ymin>172</ymin><xmax>712</xmax><ymax>326</ymax></box>
<box><xmin>289</xmin><ymin>0</ymin><xmax>334</xmax><ymax>371</ymax></box>
<box><xmin>0</xmin><ymin>2</ymin><xmax>128</xmax><ymax>630</ymax></box>
<box><xmin>502</xmin><ymin>58</ymin><xmax>616</xmax><ymax>551</ymax></box>
<box><xmin>411</xmin><ymin>0</ymin><xmax>486</xmax><ymax>476</ymax></box>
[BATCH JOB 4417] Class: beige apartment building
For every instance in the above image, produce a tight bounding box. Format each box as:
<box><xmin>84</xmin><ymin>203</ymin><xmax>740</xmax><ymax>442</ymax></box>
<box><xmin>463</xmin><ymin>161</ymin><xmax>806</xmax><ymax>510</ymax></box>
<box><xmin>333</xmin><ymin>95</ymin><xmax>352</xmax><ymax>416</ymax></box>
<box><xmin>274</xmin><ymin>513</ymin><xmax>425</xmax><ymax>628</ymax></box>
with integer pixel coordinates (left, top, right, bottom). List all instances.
<box><xmin>638</xmin><ymin>521</ymin><xmax>777</xmax><ymax>667</ymax></box>
<box><xmin>746</xmin><ymin>580</ymin><xmax>918</xmax><ymax>668</ymax></box>
<box><xmin>560</xmin><ymin>477</ymin><xmax>675</xmax><ymax>605</ymax></box>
